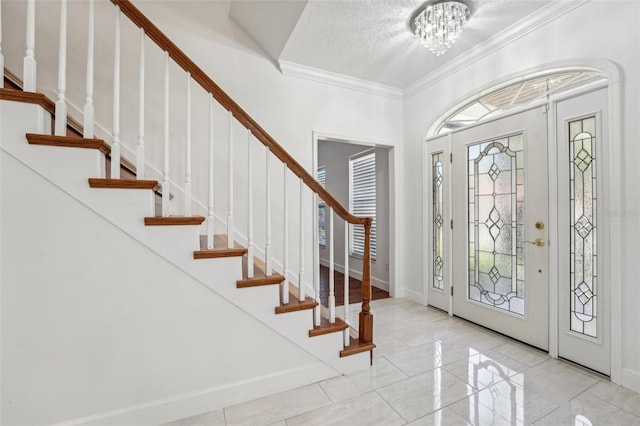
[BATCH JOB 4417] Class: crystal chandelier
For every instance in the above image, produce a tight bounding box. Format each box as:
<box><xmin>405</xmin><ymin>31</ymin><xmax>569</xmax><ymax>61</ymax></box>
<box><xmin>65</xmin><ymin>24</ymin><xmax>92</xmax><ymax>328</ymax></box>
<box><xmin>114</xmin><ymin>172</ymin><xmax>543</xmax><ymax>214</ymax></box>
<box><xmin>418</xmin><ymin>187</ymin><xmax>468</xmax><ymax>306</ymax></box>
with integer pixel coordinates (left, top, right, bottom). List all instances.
<box><xmin>414</xmin><ymin>1</ymin><xmax>470</xmax><ymax>56</ymax></box>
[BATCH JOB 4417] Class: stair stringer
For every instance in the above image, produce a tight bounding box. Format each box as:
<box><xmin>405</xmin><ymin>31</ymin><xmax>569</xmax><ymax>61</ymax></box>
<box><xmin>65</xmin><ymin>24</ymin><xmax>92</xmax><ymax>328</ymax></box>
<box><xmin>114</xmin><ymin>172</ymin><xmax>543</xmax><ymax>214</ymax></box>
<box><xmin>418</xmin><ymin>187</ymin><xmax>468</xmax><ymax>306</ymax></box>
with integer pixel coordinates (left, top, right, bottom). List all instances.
<box><xmin>1</xmin><ymin>100</ymin><xmax>370</xmax><ymax>375</ymax></box>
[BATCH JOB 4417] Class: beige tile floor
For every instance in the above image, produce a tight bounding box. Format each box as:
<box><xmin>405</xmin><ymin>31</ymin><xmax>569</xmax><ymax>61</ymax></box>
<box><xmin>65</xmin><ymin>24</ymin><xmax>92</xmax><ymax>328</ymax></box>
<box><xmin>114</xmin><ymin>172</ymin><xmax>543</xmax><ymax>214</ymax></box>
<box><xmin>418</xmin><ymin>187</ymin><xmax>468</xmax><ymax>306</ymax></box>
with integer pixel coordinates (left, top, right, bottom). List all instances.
<box><xmin>166</xmin><ymin>298</ymin><xmax>640</xmax><ymax>426</ymax></box>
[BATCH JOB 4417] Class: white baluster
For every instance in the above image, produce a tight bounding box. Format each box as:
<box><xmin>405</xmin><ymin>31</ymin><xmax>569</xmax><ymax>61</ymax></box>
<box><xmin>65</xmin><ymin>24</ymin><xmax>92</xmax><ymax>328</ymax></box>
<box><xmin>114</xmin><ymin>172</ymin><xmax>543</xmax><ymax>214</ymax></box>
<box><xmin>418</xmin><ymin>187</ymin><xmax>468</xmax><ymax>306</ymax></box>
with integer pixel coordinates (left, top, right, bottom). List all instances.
<box><xmin>298</xmin><ymin>179</ymin><xmax>305</xmax><ymax>302</ymax></box>
<box><xmin>207</xmin><ymin>94</ymin><xmax>215</xmax><ymax>249</ymax></box>
<box><xmin>265</xmin><ymin>148</ymin><xmax>272</xmax><ymax>276</ymax></box>
<box><xmin>282</xmin><ymin>165</ymin><xmax>289</xmax><ymax>304</ymax></box>
<box><xmin>329</xmin><ymin>206</ymin><xmax>335</xmax><ymax>323</ymax></box>
<box><xmin>54</xmin><ymin>0</ymin><xmax>67</xmax><ymax>136</ymax></box>
<box><xmin>111</xmin><ymin>7</ymin><xmax>121</xmax><ymax>179</ymax></box>
<box><xmin>227</xmin><ymin>111</ymin><xmax>234</xmax><ymax>247</ymax></box>
<box><xmin>247</xmin><ymin>130</ymin><xmax>254</xmax><ymax>278</ymax></box>
<box><xmin>313</xmin><ymin>193</ymin><xmax>321</xmax><ymax>326</ymax></box>
<box><xmin>0</xmin><ymin>0</ymin><xmax>3</xmax><ymax>89</ymax></box>
<box><xmin>184</xmin><ymin>73</ymin><xmax>192</xmax><ymax>216</ymax></box>
<box><xmin>344</xmin><ymin>223</ymin><xmax>350</xmax><ymax>346</ymax></box>
<box><xmin>136</xmin><ymin>28</ymin><xmax>145</xmax><ymax>177</ymax></box>
<box><xmin>23</xmin><ymin>0</ymin><xmax>36</xmax><ymax>92</ymax></box>
<box><xmin>83</xmin><ymin>0</ymin><xmax>95</xmax><ymax>138</ymax></box>
<box><xmin>161</xmin><ymin>51</ymin><xmax>170</xmax><ymax>216</ymax></box>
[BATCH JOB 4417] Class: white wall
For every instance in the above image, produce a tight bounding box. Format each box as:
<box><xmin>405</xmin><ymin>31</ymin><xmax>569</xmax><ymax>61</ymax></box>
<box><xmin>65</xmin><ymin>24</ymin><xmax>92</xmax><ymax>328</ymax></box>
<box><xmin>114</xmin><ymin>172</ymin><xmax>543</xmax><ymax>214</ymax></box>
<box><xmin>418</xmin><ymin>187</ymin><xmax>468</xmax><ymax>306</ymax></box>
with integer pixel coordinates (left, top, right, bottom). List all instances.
<box><xmin>0</xmin><ymin>147</ymin><xmax>337</xmax><ymax>425</ymax></box>
<box><xmin>1</xmin><ymin>0</ymin><xmax>403</xmax><ymax>297</ymax></box>
<box><xmin>402</xmin><ymin>1</ymin><xmax>640</xmax><ymax>390</ymax></box>
<box><xmin>317</xmin><ymin>140</ymin><xmax>390</xmax><ymax>290</ymax></box>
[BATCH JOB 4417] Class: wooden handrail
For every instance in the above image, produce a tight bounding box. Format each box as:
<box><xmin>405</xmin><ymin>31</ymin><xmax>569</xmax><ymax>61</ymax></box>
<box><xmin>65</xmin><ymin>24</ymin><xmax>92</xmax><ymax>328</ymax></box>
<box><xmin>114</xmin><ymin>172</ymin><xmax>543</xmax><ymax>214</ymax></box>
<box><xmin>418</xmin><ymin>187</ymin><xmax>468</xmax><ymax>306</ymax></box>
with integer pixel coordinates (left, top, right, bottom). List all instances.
<box><xmin>110</xmin><ymin>0</ymin><xmax>374</xmax><ymax>347</ymax></box>
<box><xmin>110</xmin><ymin>0</ymin><xmax>369</xmax><ymax>227</ymax></box>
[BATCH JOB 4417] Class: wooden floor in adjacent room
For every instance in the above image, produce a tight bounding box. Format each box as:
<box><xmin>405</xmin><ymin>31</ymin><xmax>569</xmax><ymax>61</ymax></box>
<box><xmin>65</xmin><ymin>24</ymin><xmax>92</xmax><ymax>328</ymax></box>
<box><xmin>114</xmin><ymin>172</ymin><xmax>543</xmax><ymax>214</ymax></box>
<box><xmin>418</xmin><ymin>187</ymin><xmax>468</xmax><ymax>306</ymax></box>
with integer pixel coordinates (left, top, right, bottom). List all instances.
<box><xmin>318</xmin><ymin>265</ymin><xmax>389</xmax><ymax>307</ymax></box>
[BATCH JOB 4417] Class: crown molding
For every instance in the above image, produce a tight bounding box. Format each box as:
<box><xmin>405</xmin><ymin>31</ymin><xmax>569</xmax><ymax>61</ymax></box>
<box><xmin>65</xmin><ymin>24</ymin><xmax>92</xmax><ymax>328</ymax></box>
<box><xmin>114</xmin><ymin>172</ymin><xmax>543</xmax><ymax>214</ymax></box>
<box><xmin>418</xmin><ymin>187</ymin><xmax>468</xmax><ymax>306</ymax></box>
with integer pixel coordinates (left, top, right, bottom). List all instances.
<box><xmin>404</xmin><ymin>0</ymin><xmax>591</xmax><ymax>99</ymax></box>
<box><xmin>278</xmin><ymin>60</ymin><xmax>403</xmax><ymax>100</ymax></box>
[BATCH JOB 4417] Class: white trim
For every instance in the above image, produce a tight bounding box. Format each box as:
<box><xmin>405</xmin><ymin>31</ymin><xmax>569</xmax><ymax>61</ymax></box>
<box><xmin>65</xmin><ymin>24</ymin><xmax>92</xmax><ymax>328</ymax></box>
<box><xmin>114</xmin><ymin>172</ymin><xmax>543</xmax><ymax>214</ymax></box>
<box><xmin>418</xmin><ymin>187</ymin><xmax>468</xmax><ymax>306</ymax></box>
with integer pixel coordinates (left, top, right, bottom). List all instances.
<box><xmin>606</xmin><ymin>77</ymin><xmax>623</xmax><ymax>385</ymax></box>
<box><xmin>51</xmin><ymin>364</ymin><xmax>337</xmax><ymax>426</ymax></box>
<box><xmin>279</xmin><ymin>60</ymin><xmax>403</xmax><ymax>100</ymax></box>
<box><xmin>547</xmin><ymin>99</ymin><xmax>559</xmax><ymax>359</ymax></box>
<box><xmin>401</xmin><ymin>288</ymin><xmax>424</xmax><ymax>305</ymax></box>
<box><xmin>312</xmin><ymin>130</ymin><xmax>398</xmax><ymax>299</ymax></box>
<box><xmin>404</xmin><ymin>0</ymin><xmax>590</xmax><ymax>98</ymax></box>
<box><xmin>422</xmin><ymin>137</ymin><xmax>429</xmax><ymax>307</ymax></box>
<box><xmin>623</xmin><ymin>368</ymin><xmax>640</xmax><ymax>394</ymax></box>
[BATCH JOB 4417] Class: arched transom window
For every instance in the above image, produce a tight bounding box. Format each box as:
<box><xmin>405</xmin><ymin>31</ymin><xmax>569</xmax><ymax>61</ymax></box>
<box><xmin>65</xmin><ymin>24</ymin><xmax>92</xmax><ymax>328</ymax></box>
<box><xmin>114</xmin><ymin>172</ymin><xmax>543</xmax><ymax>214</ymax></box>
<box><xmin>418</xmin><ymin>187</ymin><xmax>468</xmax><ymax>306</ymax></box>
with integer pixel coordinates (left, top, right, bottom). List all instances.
<box><xmin>436</xmin><ymin>70</ymin><xmax>607</xmax><ymax>134</ymax></box>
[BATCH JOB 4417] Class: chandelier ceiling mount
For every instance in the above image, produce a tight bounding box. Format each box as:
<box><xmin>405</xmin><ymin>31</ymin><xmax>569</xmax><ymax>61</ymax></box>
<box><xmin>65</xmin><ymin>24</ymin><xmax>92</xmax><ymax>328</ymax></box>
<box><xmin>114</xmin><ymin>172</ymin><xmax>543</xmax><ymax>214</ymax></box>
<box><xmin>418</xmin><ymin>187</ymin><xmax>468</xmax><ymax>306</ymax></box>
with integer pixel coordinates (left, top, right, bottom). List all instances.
<box><xmin>413</xmin><ymin>1</ymin><xmax>471</xmax><ymax>57</ymax></box>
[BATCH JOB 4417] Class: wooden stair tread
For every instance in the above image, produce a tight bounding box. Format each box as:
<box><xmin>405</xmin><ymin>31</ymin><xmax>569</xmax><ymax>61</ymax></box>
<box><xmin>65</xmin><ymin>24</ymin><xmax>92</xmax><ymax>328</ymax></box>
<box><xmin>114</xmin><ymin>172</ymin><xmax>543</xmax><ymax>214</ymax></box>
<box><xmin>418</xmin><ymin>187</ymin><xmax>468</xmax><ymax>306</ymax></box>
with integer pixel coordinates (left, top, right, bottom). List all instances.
<box><xmin>0</xmin><ymin>88</ymin><xmax>55</xmax><ymax>113</ymax></box>
<box><xmin>275</xmin><ymin>294</ymin><xmax>318</xmax><ymax>314</ymax></box>
<box><xmin>89</xmin><ymin>178</ymin><xmax>158</xmax><ymax>189</ymax></box>
<box><xmin>340</xmin><ymin>337</ymin><xmax>376</xmax><ymax>357</ymax></box>
<box><xmin>144</xmin><ymin>216</ymin><xmax>205</xmax><ymax>226</ymax></box>
<box><xmin>26</xmin><ymin>133</ymin><xmax>110</xmax><ymax>155</ymax></box>
<box><xmin>309</xmin><ymin>317</ymin><xmax>349</xmax><ymax>337</ymax></box>
<box><xmin>237</xmin><ymin>274</ymin><xmax>284</xmax><ymax>288</ymax></box>
<box><xmin>194</xmin><ymin>248</ymin><xmax>248</xmax><ymax>259</ymax></box>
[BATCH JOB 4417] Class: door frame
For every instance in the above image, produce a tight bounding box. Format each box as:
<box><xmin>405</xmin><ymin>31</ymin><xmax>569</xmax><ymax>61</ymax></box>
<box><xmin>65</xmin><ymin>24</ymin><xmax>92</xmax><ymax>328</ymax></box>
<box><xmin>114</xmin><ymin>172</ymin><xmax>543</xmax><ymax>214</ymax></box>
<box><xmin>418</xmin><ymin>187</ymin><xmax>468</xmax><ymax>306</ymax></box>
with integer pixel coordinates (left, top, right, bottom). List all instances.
<box><xmin>312</xmin><ymin>130</ymin><xmax>398</xmax><ymax>299</ymax></box>
<box><xmin>422</xmin><ymin>61</ymin><xmax>623</xmax><ymax>384</ymax></box>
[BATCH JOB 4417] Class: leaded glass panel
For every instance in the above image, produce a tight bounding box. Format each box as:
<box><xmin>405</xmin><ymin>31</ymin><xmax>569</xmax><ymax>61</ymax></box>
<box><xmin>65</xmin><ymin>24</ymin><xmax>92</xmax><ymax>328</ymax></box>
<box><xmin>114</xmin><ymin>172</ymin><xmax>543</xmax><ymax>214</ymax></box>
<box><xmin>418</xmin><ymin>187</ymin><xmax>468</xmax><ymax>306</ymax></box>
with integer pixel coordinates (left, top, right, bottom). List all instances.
<box><xmin>432</xmin><ymin>152</ymin><xmax>444</xmax><ymax>290</ymax></box>
<box><xmin>569</xmin><ymin>116</ymin><xmax>598</xmax><ymax>338</ymax></box>
<box><xmin>468</xmin><ymin>134</ymin><xmax>525</xmax><ymax>315</ymax></box>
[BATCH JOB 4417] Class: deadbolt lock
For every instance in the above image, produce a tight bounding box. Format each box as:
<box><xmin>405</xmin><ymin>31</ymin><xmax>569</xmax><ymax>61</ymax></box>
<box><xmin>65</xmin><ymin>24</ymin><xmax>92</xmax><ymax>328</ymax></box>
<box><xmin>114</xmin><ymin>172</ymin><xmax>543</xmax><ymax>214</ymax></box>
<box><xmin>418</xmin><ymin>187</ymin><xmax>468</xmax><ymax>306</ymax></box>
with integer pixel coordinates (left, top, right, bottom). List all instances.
<box><xmin>535</xmin><ymin>221</ymin><xmax>545</xmax><ymax>230</ymax></box>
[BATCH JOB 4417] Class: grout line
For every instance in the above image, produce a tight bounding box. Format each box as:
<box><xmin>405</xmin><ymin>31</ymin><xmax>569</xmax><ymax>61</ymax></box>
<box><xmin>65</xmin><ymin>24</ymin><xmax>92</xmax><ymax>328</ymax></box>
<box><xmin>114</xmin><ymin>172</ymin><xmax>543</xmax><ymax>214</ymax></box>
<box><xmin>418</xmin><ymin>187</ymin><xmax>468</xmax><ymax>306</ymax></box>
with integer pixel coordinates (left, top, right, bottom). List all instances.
<box><xmin>373</xmin><ymin>389</ymin><xmax>410</xmax><ymax>423</ymax></box>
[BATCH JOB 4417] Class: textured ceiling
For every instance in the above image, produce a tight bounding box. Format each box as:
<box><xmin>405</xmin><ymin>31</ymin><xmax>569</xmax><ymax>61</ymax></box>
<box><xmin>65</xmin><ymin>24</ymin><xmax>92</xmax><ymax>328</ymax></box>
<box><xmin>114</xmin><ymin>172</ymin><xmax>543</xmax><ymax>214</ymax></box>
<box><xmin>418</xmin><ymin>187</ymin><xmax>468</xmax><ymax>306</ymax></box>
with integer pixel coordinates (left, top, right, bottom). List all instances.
<box><xmin>239</xmin><ymin>0</ymin><xmax>554</xmax><ymax>89</ymax></box>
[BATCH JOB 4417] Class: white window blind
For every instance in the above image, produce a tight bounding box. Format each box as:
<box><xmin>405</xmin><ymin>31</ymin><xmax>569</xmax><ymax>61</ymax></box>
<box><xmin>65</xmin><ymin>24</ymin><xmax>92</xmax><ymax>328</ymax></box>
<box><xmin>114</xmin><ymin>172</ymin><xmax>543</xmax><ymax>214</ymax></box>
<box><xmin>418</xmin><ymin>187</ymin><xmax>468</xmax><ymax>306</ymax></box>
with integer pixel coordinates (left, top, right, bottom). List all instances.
<box><xmin>349</xmin><ymin>150</ymin><xmax>376</xmax><ymax>260</ymax></box>
<box><xmin>317</xmin><ymin>166</ymin><xmax>326</xmax><ymax>248</ymax></box>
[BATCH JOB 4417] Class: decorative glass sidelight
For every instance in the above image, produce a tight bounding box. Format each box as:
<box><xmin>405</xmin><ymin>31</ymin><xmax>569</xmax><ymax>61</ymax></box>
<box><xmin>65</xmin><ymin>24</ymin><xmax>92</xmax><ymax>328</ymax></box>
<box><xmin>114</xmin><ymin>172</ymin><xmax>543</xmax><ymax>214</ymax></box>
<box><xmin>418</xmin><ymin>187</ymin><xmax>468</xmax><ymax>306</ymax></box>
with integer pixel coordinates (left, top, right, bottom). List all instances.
<box><xmin>468</xmin><ymin>134</ymin><xmax>525</xmax><ymax>315</ymax></box>
<box><xmin>432</xmin><ymin>152</ymin><xmax>445</xmax><ymax>290</ymax></box>
<box><xmin>569</xmin><ymin>116</ymin><xmax>598</xmax><ymax>338</ymax></box>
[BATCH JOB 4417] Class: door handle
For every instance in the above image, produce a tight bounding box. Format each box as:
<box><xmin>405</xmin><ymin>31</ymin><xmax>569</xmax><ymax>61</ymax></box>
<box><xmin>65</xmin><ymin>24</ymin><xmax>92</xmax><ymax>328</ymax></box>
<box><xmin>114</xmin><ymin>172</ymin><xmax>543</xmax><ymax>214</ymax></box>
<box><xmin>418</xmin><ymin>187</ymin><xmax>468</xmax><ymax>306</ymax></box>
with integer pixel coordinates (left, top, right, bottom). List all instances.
<box><xmin>525</xmin><ymin>238</ymin><xmax>545</xmax><ymax>247</ymax></box>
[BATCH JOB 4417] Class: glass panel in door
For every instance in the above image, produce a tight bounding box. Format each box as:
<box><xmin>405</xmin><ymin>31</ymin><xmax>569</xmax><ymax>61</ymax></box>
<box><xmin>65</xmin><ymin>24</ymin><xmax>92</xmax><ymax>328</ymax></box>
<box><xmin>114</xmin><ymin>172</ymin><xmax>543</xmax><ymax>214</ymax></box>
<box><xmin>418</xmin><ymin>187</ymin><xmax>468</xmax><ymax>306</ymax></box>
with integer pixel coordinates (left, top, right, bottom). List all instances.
<box><xmin>556</xmin><ymin>88</ymin><xmax>610</xmax><ymax>375</ymax></box>
<box><xmin>426</xmin><ymin>135</ymin><xmax>450</xmax><ymax>312</ymax></box>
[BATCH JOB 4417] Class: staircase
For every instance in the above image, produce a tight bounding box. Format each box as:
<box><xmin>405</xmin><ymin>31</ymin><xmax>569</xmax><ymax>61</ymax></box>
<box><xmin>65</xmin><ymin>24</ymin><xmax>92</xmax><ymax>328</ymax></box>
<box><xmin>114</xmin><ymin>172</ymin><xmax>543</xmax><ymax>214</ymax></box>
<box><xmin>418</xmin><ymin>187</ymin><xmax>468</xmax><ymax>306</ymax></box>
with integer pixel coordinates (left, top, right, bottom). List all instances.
<box><xmin>1</xmin><ymin>0</ymin><xmax>375</xmax><ymax>423</ymax></box>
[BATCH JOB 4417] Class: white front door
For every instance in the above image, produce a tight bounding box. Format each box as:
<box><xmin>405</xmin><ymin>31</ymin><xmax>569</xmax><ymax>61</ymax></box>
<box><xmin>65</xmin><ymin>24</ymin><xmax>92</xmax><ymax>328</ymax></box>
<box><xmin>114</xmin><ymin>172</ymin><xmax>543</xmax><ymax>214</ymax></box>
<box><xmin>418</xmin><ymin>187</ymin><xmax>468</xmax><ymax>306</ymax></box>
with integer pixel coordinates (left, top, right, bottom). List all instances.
<box><xmin>556</xmin><ymin>88</ymin><xmax>610</xmax><ymax>375</ymax></box>
<box><xmin>451</xmin><ymin>106</ymin><xmax>549</xmax><ymax>350</ymax></box>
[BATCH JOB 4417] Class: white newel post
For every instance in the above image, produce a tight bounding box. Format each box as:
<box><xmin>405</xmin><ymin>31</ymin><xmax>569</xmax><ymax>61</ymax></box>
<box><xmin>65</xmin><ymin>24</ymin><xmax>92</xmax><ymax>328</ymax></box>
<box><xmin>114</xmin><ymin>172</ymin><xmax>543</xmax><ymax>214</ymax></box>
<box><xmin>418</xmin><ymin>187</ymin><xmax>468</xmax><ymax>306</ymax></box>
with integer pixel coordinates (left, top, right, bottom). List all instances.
<box><xmin>207</xmin><ymin>95</ymin><xmax>215</xmax><ymax>249</ymax></box>
<box><xmin>265</xmin><ymin>148</ymin><xmax>272</xmax><ymax>276</ymax></box>
<box><xmin>184</xmin><ymin>73</ymin><xmax>192</xmax><ymax>216</ymax></box>
<box><xmin>111</xmin><ymin>7</ymin><xmax>121</xmax><ymax>179</ymax></box>
<box><xmin>247</xmin><ymin>131</ymin><xmax>254</xmax><ymax>278</ymax></box>
<box><xmin>23</xmin><ymin>0</ymin><xmax>36</xmax><ymax>92</ymax></box>
<box><xmin>136</xmin><ymin>28</ymin><xmax>145</xmax><ymax>177</ymax></box>
<box><xmin>313</xmin><ymin>193</ymin><xmax>321</xmax><ymax>326</ymax></box>
<box><xmin>282</xmin><ymin>164</ymin><xmax>289</xmax><ymax>304</ymax></box>
<box><xmin>227</xmin><ymin>111</ymin><xmax>234</xmax><ymax>247</ymax></box>
<box><xmin>54</xmin><ymin>0</ymin><xmax>67</xmax><ymax>136</ymax></box>
<box><xmin>161</xmin><ymin>51</ymin><xmax>170</xmax><ymax>216</ymax></box>
<box><xmin>344</xmin><ymin>224</ymin><xmax>350</xmax><ymax>346</ymax></box>
<box><xmin>329</xmin><ymin>207</ymin><xmax>335</xmax><ymax>323</ymax></box>
<box><xmin>83</xmin><ymin>0</ymin><xmax>95</xmax><ymax>138</ymax></box>
<box><xmin>298</xmin><ymin>178</ymin><xmax>305</xmax><ymax>301</ymax></box>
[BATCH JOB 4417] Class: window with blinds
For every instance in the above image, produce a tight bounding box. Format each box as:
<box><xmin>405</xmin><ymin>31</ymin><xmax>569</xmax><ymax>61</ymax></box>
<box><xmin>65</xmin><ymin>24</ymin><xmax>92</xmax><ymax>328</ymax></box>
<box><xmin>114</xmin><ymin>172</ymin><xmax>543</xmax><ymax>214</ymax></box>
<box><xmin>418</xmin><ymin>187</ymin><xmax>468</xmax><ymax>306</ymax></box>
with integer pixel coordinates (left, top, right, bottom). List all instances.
<box><xmin>317</xmin><ymin>166</ymin><xmax>327</xmax><ymax>248</ymax></box>
<box><xmin>349</xmin><ymin>150</ymin><xmax>376</xmax><ymax>260</ymax></box>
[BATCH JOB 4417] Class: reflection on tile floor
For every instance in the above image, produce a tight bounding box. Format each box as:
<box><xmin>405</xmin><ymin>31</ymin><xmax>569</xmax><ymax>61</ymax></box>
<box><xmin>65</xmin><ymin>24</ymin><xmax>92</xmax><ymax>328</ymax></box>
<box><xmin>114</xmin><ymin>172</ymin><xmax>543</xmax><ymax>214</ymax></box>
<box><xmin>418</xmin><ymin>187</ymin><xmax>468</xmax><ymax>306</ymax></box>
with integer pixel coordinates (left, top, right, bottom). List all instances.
<box><xmin>166</xmin><ymin>298</ymin><xmax>640</xmax><ymax>426</ymax></box>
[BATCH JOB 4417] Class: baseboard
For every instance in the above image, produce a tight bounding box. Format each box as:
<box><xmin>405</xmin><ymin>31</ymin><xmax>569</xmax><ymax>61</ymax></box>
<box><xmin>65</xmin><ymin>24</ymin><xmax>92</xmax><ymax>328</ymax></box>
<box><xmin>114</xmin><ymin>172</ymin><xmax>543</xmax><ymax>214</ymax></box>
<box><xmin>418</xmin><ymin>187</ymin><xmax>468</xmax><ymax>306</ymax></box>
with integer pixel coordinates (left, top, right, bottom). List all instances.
<box><xmin>400</xmin><ymin>288</ymin><xmax>425</xmax><ymax>305</ymax></box>
<box><xmin>318</xmin><ymin>259</ymin><xmax>389</xmax><ymax>292</ymax></box>
<box><xmin>622</xmin><ymin>368</ymin><xmax>640</xmax><ymax>393</ymax></box>
<box><xmin>53</xmin><ymin>363</ymin><xmax>337</xmax><ymax>426</ymax></box>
